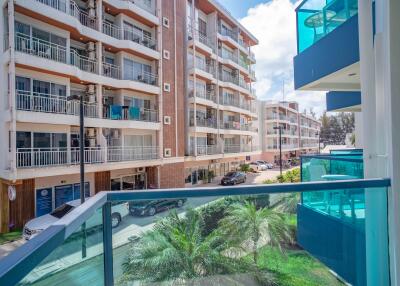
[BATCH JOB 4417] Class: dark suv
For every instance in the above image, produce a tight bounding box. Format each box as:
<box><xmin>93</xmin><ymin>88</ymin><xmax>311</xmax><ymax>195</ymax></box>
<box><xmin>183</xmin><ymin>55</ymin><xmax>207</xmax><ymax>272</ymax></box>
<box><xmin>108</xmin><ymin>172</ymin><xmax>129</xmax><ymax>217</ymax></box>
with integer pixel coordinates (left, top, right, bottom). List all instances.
<box><xmin>129</xmin><ymin>199</ymin><xmax>187</xmax><ymax>216</ymax></box>
<box><xmin>220</xmin><ymin>171</ymin><xmax>247</xmax><ymax>186</ymax></box>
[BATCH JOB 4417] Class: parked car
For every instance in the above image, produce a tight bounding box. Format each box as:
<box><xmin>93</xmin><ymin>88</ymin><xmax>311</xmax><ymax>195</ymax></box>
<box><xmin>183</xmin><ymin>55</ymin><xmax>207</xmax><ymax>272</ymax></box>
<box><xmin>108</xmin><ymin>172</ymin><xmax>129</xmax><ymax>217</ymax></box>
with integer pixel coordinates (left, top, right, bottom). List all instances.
<box><xmin>23</xmin><ymin>200</ymin><xmax>129</xmax><ymax>240</ymax></box>
<box><xmin>257</xmin><ymin>160</ymin><xmax>274</xmax><ymax>169</ymax></box>
<box><xmin>221</xmin><ymin>171</ymin><xmax>247</xmax><ymax>185</ymax></box>
<box><xmin>129</xmin><ymin>199</ymin><xmax>187</xmax><ymax>216</ymax></box>
<box><xmin>249</xmin><ymin>161</ymin><xmax>267</xmax><ymax>172</ymax></box>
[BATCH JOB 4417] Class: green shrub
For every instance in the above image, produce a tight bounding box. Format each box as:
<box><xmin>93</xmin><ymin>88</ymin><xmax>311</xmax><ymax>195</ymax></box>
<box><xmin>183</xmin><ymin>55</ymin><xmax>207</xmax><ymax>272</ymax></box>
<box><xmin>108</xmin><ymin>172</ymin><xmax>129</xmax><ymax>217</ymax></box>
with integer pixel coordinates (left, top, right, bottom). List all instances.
<box><xmin>240</xmin><ymin>163</ymin><xmax>250</xmax><ymax>172</ymax></box>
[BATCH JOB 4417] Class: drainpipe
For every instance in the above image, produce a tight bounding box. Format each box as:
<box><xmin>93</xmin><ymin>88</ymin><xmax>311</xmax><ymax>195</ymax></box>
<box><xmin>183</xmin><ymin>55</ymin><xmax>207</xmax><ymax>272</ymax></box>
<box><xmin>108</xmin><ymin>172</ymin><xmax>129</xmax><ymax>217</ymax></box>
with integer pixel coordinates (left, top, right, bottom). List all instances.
<box><xmin>157</xmin><ymin>0</ymin><xmax>163</xmax><ymax>162</ymax></box>
<box><xmin>191</xmin><ymin>2</ymin><xmax>197</xmax><ymax>157</ymax></box>
<box><xmin>96</xmin><ymin>0</ymin><xmax>102</xmax><ymax>32</ymax></box>
<box><xmin>8</xmin><ymin>0</ymin><xmax>16</xmax><ymax>182</ymax></box>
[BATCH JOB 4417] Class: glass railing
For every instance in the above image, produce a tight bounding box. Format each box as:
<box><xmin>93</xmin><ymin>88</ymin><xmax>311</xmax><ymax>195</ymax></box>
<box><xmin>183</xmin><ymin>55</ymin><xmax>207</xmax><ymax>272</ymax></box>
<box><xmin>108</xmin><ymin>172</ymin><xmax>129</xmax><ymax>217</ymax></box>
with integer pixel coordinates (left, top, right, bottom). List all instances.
<box><xmin>299</xmin><ymin>153</ymin><xmax>371</xmax><ymax>285</ymax></box>
<box><xmin>301</xmin><ymin>153</ymin><xmax>365</xmax><ymax>221</ymax></box>
<box><xmin>0</xmin><ymin>178</ymin><xmax>390</xmax><ymax>286</ymax></box>
<box><xmin>296</xmin><ymin>0</ymin><xmax>358</xmax><ymax>53</ymax></box>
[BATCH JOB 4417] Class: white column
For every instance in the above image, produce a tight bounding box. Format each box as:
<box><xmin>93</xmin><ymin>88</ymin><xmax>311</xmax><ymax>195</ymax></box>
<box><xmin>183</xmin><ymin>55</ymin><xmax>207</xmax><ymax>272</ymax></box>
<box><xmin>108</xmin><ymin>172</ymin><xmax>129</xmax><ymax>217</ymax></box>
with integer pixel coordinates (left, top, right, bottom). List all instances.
<box><xmin>359</xmin><ymin>0</ymin><xmax>389</xmax><ymax>285</ymax></box>
<box><xmin>354</xmin><ymin>112</ymin><xmax>363</xmax><ymax>148</ymax></box>
<box><xmin>96</xmin><ymin>84</ymin><xmax>102</xmax><ymax>118</ymax></box>
<box><xmin>381</xmin><ymin>0</ymin><xmax>400</xmax><ymax>283</ymax></box>
<box><xmin>96</xmin><ymin>41</ymin><xmax>102</xmax><ymax>75</ymax></box>
<box><xmin>8</xmin><ymin>0</ymin><xmax>16</xmax><ymax>180</ymax></box>
<box><xmin>96</xmin><ymin>0</ymin><xmax>103</xmax><ymax>32</ymax></box>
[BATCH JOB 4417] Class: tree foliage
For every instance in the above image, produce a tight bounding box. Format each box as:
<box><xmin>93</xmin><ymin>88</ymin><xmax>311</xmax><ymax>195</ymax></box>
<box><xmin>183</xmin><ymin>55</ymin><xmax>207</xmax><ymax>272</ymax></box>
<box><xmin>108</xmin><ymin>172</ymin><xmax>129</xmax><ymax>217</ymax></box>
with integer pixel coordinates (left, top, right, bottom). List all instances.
<box><xmin>319</xmin><ymin>112</ymin><xmax>355</xmax><ymax>146</ymax></box>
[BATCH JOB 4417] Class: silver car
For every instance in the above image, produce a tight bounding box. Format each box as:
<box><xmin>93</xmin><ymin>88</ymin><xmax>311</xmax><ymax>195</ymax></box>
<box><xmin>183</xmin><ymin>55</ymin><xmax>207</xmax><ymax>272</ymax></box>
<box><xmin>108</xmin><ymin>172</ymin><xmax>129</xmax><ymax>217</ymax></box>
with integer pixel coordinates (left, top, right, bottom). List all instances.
<box><xmin>23</xmin><ymin>199</ymin><xmax>129</xmax><ymax>240</ymax></box>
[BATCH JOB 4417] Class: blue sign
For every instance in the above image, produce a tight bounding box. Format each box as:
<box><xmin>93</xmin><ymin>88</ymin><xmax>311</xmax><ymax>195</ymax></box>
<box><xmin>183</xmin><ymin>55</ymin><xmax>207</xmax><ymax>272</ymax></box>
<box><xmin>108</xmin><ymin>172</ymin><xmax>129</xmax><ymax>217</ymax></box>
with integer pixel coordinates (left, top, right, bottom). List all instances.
<box><xmin>54</xmin><ymin>184</ymin><xmax>74</xmax><ymax>208</ymax></box>
<box><xmin>36</xmin><ymin>188</ymin><xmax>53</xmax><ymax>217</ymax></box>
<box><xmin>73</xmin><ymin>182</ymin><xmax>90</xmax><ymax>200</ymax></box>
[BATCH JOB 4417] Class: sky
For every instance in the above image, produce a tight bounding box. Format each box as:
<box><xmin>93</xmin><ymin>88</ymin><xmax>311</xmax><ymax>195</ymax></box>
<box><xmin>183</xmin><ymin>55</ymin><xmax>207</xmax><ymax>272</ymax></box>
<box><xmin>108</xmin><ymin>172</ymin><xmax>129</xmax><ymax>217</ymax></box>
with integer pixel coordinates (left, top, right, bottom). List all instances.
<box><xmin>218</xmin><ymin>0</ymin><xmax>326</xmax><ymax>116</ymax></box>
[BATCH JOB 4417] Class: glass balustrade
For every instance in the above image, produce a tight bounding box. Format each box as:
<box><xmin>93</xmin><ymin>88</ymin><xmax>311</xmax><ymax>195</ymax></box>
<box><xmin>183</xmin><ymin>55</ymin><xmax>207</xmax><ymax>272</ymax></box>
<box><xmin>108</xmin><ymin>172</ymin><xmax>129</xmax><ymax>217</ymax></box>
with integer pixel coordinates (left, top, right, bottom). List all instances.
<box><xmin>297</xmin><ymin>0</ymin><xmax>358</xmax><ymax>53</ymax></box>
<box><xmin>0</xmin><ymin>179</ymin><xmax>389</xmax><ymax>286</ymax></box>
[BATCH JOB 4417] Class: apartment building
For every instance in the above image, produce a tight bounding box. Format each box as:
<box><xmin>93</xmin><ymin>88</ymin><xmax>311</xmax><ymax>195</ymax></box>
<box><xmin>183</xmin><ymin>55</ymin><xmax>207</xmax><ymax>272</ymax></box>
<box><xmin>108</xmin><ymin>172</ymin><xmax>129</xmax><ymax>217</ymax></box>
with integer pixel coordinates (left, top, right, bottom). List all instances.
<box><xmin>0</xmin><ymin>0</ymin><xmax>188</xmax><ymax>233</ymax></box>
<box><xmin>0</xmin><ymin>0</ymin><xmax>258</xmax><ymax>233</ymax></box>
<box><xmin>259</xmin><ymin>101</ymin><xmax>321</xmax><ymax>164</ymax></box>
<box><xmin>184</xmin><ymin>0</ymin><xmax>260</xmax><ymax>186</ymax></box>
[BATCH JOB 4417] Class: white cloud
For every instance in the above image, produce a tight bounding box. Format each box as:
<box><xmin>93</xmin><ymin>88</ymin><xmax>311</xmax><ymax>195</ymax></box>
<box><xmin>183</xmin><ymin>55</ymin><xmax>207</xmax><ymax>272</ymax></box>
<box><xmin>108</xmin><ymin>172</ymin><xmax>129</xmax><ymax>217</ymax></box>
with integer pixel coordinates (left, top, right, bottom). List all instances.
<box><xmin>239</xmin><ymin>0</ymin><xmax>326</xmax><ymax>116</ymax></box>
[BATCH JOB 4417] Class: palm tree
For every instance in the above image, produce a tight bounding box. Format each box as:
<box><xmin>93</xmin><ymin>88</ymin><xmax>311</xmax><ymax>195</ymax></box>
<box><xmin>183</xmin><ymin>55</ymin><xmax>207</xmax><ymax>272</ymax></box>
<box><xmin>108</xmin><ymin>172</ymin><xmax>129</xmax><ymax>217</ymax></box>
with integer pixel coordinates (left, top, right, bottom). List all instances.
<box><xmin>120</xmin><ymin>209</ymin><xmax>251</xmax><ymax>285</ymax></box>
<box><xmin>273</xmin><ymin>192</ymin><xmax>300</xmax><ymax>214</ymax></box>
<box><xmin>219</xmin><ymin>202</ymin><xmax>292</xmax><ymax>267</ymax></box>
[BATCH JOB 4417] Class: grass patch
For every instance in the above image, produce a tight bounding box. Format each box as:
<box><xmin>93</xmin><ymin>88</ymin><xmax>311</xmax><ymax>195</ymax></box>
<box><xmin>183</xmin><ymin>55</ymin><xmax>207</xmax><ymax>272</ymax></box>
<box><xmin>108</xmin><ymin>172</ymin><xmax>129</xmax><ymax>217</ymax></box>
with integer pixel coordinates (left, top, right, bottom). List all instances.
<box><xmin>256</xmin><ymin>246</ymin><xmax>344</xmax><ymax>286</ymax></box>
<box><xmin>0</xmin><ymin>230</ymin><xmax>22</xmax><ymax>245</ymax></box>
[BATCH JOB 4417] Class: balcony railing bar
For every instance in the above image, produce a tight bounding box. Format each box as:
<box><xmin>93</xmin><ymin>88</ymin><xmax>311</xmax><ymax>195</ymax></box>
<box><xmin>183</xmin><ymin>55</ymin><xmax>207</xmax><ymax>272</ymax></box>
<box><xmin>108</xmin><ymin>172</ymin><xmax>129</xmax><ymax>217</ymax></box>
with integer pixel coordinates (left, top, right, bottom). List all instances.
<box><xmin>0</xmin><ymin>178</ymin><xmax>391</xmax><ymax>286</ymax></box>
<box><xmin>16</xmin><ymin>91</ymin><xmax>98</xmax><ymax>118</ymax></box>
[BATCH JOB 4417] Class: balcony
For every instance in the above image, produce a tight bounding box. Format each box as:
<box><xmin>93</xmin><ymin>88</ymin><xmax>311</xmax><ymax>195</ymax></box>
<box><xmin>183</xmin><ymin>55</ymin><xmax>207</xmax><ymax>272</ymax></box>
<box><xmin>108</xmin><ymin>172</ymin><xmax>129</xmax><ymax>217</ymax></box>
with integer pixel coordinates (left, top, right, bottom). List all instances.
<box><xmin>124</xmin><ymin>0</ymin><xmax>155</xmax><ymax>15</ymax></box>
<box><xmin>190</xmin><ymin>144</ymin><xmax>221</xmax><ymax>156</ymax></box>
<box><xmin>188</xmin><ymin>61</ymin><xmax>216</xmax><ymax>78</ymax></box>
<box><xmin>294</xmin><ymin>0</ymin><xmax>359</xmax><ymax>91</ymax></box>
<box><xmin>0</xmin><ymin>174</ymin><xmax>390</xmax><ymax>286</ymax></box>
<box><xmin>188</xmin><ymin>28</ymin><xmax>215</xmax><ymax>51</ymax></box>
<box><xmin>296</xmin><ymin>0</ymin><xmax>358</xmax><ymax>53</ymax></box>
<box><xmin>16</xmin><ymin>91</ymin><xmax>99</xmax><ymax>118</ymax></box>
<box><xmin>102</xmin><ymin>22</ymin><xmax>157</xmax><ymax>50</ymax></box>
<box><xmin>299</xmin><ymin>153</ymin><xmax>365</xmax><ymax>285</ymax></box>
<box><xmin>35</xmin><ymin>0</ymin><xmax>98</xmax><ymax>30</ymax></box>
<box><xmin>103</xmin><ymin>105</ymin><xmax>158</xmax><ymax>122</ymax></box>
<box><xmin>219</xmin><ymin>73</ymin><xmax>251</xmax><ymax>94</ymax></box>
<box><xmin>218</xmin><ymin>26</ymin><xmax>239</xmax><ymax>43</ymax></box>
<box><xmin>189</xmin><ymin>89</ymin><xmax>217</xmax><ymax>103</ymax></box>
<box><xmin>218</xmin><ymin>49</ymin><xmax>238</xmax><ymax>64</ymax></box>
<box><xmin>190</xmin><ymin>117</ymin><xmax>218</xmax><ymax>129</ymax></box>
<box><xmin>13</xmin><ymin>33</ymin><xmax>158</xmax><ymax>86</ymax></box>
<box><xmin>16</xmin><ymin>146</ymin><xmax>159</xmax><ymax>168</ymax></box>
<box><xmin>220</xmin><ymin>121</ymin><xmax>240</xmax><ymax>131</ymax></box>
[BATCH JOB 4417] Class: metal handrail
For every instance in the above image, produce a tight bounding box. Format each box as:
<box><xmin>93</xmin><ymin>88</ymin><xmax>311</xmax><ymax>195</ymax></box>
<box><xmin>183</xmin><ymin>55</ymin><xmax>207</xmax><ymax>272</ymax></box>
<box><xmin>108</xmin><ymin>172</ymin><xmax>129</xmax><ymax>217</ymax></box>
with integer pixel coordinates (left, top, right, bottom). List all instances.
<box><xmin>16</xmin><ymin>91</ymin><xmax>98</xmax><ymax>118</ymax></box>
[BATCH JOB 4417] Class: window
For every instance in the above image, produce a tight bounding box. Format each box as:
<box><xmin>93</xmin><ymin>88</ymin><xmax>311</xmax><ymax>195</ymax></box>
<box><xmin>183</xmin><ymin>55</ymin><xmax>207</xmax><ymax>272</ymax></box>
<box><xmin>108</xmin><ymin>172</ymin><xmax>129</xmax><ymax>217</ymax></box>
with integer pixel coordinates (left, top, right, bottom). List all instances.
<box><xmin>16</xmin><ymin>76</ymin><xmax>30</xmax><ymax>92</ymax></box>
<box><xmin>198</xmin><ymin>18</ymin><xmax>207</xmax><ymax>37</ymax></box>
<box><xmin>124</xmin><ymin>135</ymin><xmax>153</xmax><ymax>147</ymax></box>
<box><xmin>16</xmin><ymin>132</ymin><xmax>31</xmax><ymax>149</ymax></box>
<box><xmin>33</xmin><ymin>80</ymin><xmax>50</xmax><ymax>96</ymax></box>
<box><xmin>15</xmin><ymin>21</ymin><xmax>30</xmax><ymax>37</ymax></box>
<box><xmin>123</xmin><ymin>58</ymin><xmax>153</xmax><ymax>84</ymax></box>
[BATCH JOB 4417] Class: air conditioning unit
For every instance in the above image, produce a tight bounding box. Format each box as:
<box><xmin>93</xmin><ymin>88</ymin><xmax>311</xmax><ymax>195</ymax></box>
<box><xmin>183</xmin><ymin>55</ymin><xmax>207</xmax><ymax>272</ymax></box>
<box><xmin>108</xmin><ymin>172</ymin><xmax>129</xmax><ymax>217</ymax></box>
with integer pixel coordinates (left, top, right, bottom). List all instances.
<box><xmin>87</xmin><ymin>42</ymin><xmax>95</xmax><ymax>52</ymax></box>
<box><xmin>87</xmin><ymin>128</ymin><xmax>95</xmax><ymax>137</ymax></box>
<box><xmin>103</xmin><ymin>128</ymin><xmax>110</xmax><ymax>137</ymax></box>
<box><xmin>112</xmin><ymin>129</ymin><xmax>119</xmax><ymax>139</ymax></box>
<box><xmin>87</xmin><ymin>84</ymin><xmax>95</xmax><ymax>94</ymax></box>
<box><xmin>88</xmin><ymin>0</ymin><xmax>95</xmax><ymax>9</ymax></box>
<box><xmin>88</xmin><ymin>51</ymin><xmax>96</xmax><ymax>60</ymax></box>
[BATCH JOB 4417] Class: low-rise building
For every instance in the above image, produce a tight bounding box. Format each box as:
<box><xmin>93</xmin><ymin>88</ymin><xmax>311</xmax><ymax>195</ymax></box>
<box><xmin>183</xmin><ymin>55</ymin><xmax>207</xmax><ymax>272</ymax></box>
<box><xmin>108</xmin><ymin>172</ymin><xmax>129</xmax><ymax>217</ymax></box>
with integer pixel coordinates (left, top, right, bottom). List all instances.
<box><xmin>258</xmin><ymin>101</ymin><xmax>321</xmax><ymax>164</ymax></box>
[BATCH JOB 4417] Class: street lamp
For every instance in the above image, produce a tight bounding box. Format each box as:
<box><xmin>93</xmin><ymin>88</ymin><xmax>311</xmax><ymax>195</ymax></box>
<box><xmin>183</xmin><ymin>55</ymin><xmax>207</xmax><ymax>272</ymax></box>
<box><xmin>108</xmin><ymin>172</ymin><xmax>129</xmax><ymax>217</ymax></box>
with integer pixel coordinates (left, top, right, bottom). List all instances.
<box><xmin>67</xmin><ymin>94</ymin><xmax>85</xmax><ymax>204</ymax></box>
<box><xmin>273</xmin><ymin>125</ymin><xmax>283</xmax><ymax>176</ymax></box>
<box><xmin>316</xmin><ymin>131</ymin><xmax>321</xmax><ymax>154</ymax></box>
<box><xmin>68</xmin><ymin>94</ymin><xmax>86</xmax><ymax>258</ymax></box>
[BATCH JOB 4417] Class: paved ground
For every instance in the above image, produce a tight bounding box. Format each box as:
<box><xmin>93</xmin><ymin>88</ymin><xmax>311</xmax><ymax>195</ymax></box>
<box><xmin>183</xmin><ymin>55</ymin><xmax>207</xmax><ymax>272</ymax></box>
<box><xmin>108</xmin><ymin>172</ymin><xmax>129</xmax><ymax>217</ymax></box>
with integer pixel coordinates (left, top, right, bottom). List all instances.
<box><xmin>0</xmin><ymin>168</ymin><xmax>293</xmax><ymax>261</ymax></box>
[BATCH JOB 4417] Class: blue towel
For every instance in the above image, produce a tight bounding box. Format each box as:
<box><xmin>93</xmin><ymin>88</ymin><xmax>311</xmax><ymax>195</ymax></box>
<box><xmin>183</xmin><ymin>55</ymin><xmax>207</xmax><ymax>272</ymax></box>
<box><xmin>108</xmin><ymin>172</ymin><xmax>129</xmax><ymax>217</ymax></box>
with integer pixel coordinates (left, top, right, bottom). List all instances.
<box><xmin>129</xmin><ymin>106</ymin><xmax>140</xmax><ymax>120</ymax></box>
<box><xmin>110</xmin><ymin>105</ymin><xmax>122</xmax><ymax>120</ymax></box>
